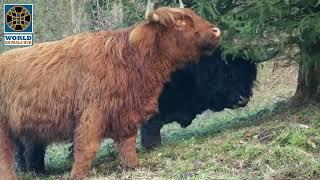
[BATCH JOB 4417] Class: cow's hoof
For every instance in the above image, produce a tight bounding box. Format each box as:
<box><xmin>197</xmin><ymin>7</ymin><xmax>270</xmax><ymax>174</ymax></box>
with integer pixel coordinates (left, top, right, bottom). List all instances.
<box><xmin>142</xmin><ymin>142</ymin><xmax>161</xmax><ymax>149</ymax></box>
<box><xmin>141</xmin><ymin>136</ymin><xmax>161</xmax><ymax>149</ymax></box>
<box><xmin>121</xmin><ymin>161</ymin><xmax>139</xmax><ymax>170</ymax></box>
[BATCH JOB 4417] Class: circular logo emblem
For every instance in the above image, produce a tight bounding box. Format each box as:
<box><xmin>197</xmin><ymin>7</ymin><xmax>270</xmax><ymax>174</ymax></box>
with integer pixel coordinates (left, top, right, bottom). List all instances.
<box><xmin>6</xmin><ymin>6</ymin><xmax>31</xmax><ymax>31</ymax></box>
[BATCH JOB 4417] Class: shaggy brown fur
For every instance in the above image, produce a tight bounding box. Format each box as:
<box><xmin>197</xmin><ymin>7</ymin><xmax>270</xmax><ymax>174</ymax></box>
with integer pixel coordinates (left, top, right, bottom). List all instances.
<box><xmin>0</xmin><ymin>7</ymin><xmax>220</xmax><ymax>179</ymax></box>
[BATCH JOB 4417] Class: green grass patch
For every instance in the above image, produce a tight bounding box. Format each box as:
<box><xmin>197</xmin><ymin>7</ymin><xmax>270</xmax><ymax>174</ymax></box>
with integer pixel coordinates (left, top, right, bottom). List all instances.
<box><xmin>21</xmin><ymin>104</ymin><xmax>320</xmax><ymax>179</ymax></box>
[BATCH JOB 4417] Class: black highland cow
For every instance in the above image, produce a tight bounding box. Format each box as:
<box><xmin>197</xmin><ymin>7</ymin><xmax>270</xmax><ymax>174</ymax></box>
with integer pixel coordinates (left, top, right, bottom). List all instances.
<box><xmin>15</xmin><ymin>48</ymin><xmax>257</xmax><ymax>172</ymax></box>
<box><xmin>141</xmin><ymin>48</ymin><xmax>257</xmax><ymax>148</ymax></box>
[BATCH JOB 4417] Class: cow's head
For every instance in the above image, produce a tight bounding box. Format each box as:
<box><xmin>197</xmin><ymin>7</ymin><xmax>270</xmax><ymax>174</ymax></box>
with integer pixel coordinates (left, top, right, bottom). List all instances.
<box><xmin>129</xmin><ymin>1</ymin><xmax>221</xmax><ymax>63</ymax></box>
<box><xmin>192</xmin><ymin>49</ymin><xmax>257</xmax><ymax>112</ymax></box>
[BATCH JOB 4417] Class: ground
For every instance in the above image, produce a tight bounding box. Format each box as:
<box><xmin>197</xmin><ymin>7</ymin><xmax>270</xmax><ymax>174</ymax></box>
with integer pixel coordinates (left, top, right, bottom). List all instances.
<box><xmin>21</xmin><ymin>61</ymin><xmax>320</xmax><ymax>179</ymax></box>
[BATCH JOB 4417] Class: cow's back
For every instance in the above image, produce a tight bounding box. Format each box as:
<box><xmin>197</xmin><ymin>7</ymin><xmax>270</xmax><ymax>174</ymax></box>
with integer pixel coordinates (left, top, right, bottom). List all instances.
<box><xmin>0</xmin><ymin>34</ymin><xmax>103</xmax><ymax>142</ymax></box>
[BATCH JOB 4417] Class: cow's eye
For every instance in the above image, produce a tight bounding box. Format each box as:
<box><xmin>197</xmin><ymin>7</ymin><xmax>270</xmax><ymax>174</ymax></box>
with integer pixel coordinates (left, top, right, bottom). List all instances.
<box><xmin>176</xmin><ymin>20</ymin><xmax>187</xmax><ymax>26</ymax></box>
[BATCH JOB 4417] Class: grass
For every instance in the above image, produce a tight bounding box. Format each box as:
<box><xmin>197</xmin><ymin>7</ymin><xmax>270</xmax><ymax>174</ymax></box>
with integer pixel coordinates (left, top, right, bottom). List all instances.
<box><xmin>20</xmin><ymin>62</ymin><xmax>320</xmax><ymax>179</ymax></box>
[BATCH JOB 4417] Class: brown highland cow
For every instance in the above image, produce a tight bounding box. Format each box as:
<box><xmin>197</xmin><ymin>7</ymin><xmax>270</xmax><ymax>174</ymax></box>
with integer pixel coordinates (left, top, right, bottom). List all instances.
<box><xmin>0</xmin><ymin>6</ymin><xmax>220</xmax><ymax>179</ymax></box>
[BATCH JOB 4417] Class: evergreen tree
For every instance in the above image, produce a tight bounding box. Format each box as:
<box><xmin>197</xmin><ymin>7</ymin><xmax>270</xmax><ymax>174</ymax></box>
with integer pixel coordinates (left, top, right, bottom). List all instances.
<box><xmin>191</xmin><ymin>0</ymin><xmax>320</xmax><ymax>104</ymax></box>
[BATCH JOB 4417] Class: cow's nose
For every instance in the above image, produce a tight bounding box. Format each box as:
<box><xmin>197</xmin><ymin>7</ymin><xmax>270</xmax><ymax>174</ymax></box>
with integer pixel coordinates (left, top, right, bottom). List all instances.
<box><xmin>212</xmin><ymin>27</ymin><xmax>221</xmax><ymax>38</ymax></box>
<box><xmin>238</xmin><ymin>96</ymin><xmax>249</xmax><ymax>107</ymax></box>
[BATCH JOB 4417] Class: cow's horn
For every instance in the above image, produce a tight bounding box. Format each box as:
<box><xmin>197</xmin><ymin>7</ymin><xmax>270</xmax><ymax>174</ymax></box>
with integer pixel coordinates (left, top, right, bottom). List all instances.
<box><xmin>179</xmin><ymin>0</ymin><xmax>184</xmax><ymax>8</ymax></box>
<box><xmin>145</xmin><ymin>0</ymin><xmax>155</xmax><ymax>20</ymax></box>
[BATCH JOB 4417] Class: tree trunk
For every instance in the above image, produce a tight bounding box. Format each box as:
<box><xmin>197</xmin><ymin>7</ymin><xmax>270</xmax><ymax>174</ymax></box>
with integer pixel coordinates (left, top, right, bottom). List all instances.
<box><xmin>290</xmin><ymin>41</ymin><xmax>320</xmax><ymax>105</ymax></box>
<box><xmin>70</xmin><ymin>0</ymin><xmax>88</xmax><ymax>34</ymax></box>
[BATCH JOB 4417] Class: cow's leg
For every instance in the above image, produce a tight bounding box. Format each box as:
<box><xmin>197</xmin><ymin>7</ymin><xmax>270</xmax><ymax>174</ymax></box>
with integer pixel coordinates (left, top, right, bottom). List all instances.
<box><xmin>70</xmin><ymin>109</ymin><xmax>104</xmax><ymax>179</ymax></box>
<box><xmin>140</xmin><ymin>120</ymin><xmax>162</xmax><ymax>149</ymax></box>
<box><xmin>15</xmin><ymin>139</ymin><xmax>27</xmax><ymax>172</ymax></box>
<box><xmin>24</xmin><ymin>142</ymin><xmax>46</xmax><ymax>173</ymax></box>
<box><xmin>116</xmin><ymin>133</ymin><xmax>139</xmax><ymax>169</ymax></box>
<box><xmin>15</xmin><ymin>139</ymin><xmax>46</xmax><ymax>173</ymax></box>
<box><xmin>0</xmin><ymin>126</ymin><xmax>16</xmax><ymax>180</ymax></box>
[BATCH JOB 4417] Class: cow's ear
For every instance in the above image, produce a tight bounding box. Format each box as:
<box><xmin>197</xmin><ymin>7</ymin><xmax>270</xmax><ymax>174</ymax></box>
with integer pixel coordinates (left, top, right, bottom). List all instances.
<box><xmin>129</xmin><ymin>23</ymin><xmax>157</xmax><ymax>49</ymax></box>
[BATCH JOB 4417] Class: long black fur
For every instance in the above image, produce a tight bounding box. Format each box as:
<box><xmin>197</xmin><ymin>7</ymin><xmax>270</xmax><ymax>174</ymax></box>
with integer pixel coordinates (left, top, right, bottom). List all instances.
<box><xmin>141</xmin><ymin>48</ymin><xmax>257</xmax><ymax>148</ymax></box>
